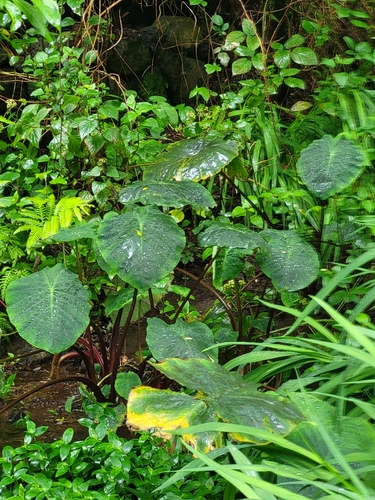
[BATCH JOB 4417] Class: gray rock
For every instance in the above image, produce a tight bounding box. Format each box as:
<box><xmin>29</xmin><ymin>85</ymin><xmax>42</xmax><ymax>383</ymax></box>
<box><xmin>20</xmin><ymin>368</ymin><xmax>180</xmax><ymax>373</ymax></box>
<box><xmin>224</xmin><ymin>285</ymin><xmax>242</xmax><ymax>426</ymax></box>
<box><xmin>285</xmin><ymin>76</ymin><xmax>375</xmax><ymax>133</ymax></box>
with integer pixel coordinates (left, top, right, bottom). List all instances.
<box><xmin>106</xmin><ymin>29</ymin><xmax>152</xmax><ymax>76</ymax></box>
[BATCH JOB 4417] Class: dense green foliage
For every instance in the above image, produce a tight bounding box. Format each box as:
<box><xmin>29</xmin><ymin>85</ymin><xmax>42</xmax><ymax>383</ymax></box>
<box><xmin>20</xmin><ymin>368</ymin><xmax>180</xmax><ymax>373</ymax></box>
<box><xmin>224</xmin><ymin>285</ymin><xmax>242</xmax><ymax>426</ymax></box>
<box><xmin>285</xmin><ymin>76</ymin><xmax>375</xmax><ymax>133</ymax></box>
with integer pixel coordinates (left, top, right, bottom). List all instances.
<box><xmin>0</xmin><ymin>393</ymin><xmax>227</xmax><ymax>499</ymax></box>
<box><xmin>1</xmin><ymin>0</ymin><xmax>375</xmax><ymax>498</ymax></box>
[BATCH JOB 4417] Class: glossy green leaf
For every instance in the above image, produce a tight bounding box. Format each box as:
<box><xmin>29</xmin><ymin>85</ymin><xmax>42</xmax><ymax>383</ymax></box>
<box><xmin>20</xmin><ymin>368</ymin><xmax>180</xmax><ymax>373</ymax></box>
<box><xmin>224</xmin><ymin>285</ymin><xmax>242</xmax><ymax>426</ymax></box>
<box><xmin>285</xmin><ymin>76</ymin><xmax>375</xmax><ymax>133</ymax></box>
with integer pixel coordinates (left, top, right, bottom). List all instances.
<box><xmin>130</xmin><ymin>358</ymin><xmax>304</xmax><ymax>446</ymax></box>
<box><xmin>284</xmin><ymin>34</ymin><xmax>305</xmax><ymax>49</ymax></box>
<box><xmin>213</xmin><ymin>388</ymin><xmax>303</xmax><ymax>443</ymax></box>
<box><xmin>84</xmin><ymin>133</ymin><xmax>105</xmax><ymax>154</ymax></box>
<box><xmin>77</xmin><ymin>115</ymin><xmax>98</xmax><ymax>139</ymax></box>
<box><xmin>143</xmin><ymin>137</ymin><xmax>239</xmax><ymax>182</ymax></box>
<box><xmin>154</xmin><ymin>358</ymin><xmax>249</xmax><ymax>397</ymax></box>
<box><xmin>31</xmin><ymin>0</ymin><xmax>61</xmax><ymax>28</ymax></box>
<box><xmin>291</xmin><ymin>47</ymin><xmax>318</xmax><ymax>65</ymax></box>
<box><xmin>119</xmin><ymin>180</ymin><xmax>215</xmax><ymax>210</ymax></box>
<box><xmin>289</xmin><ymin>415</ymin><xmax>375</xmax><ymax>476</ymax></box>
<box><xmin>98</xmin><ymin>100</ymin><xmax>125</xmax><ymax>120</ymax></box>
<box><xmin>49</xmin><ymin>219</ymin><xmax>99</xmax><ymax>242</ymax></box>
<box><xmin>290</xmin><ymin>101</ymin><xmax>313</xmax><ymax>112</ymax></box>
<box><xmin>232</xmin><ymin>58</ymin><xmax>252</xmax><ymax>76</ymax></box>
<box><xmin>5</xmin><ymin>264</ymin><xmax>91</xmax><ymax>354</ymax></box>
<box><xmin>226</xmin><ymin>30</ymin><xmax>246</xmax><ymax>44</ymax></box>
<box><xmin>257</xmin><ymin>230</ymin><xmax>320</xmax><ymax>291</ymax></box>
<box><xmin>104</xmin><ymin>283</ymin><xmax>166</xmax><ymax>319</ymax></box>
<box><xmin>115</xmin><ymin>372</ymin><xmax>141</xmax><ymax>400</ymax></box>
<box><xmin>96</xmin><ymin>206</ymin><xmax>185</xmax><ymax>289</ymax></box>
<box><xmin>198</xmin><ymin>221</ymin><xmax>263</xmax><ymax>250</ymax></box>
<box><xmin>212</xmin><ymin>247</ymin><xmax>248</xmax><ymax>290</ymax></box>
<box><xmin>242</xmin><ymin>18</ymin><xmax>254</xmax><ymax>36</ymax></box>
<box><xmin>284</xmin><ymin>77</ymin><xmax>305</xmax><ymax>90</ymax></box>
<box><xmin>252</xmin><ymin>52</ymin><xmax>265</xmax><ymax>70</ymax></box>
<box><xmin>12</xmin><ymin>0</ymin><xmax>53</xmax><ymax>40</ymax></box>
<box><xmin>146</xmin><ymin>317</ymin><xmax>216</xmax><ymax>361</ymax></box>
<box><xmin>0</xmin><ymin>172</ymin><xmax>20</xmax><ymax>185</ymax></box>
<box><xmin>274</xmin><ymin>50</ymin><xmax>290</xmax><ymax>68</ymax></box>
<box><xmin>297</xmin><ymin>135</ymin><xmax>365</xmax><ymax>199</ymax></box>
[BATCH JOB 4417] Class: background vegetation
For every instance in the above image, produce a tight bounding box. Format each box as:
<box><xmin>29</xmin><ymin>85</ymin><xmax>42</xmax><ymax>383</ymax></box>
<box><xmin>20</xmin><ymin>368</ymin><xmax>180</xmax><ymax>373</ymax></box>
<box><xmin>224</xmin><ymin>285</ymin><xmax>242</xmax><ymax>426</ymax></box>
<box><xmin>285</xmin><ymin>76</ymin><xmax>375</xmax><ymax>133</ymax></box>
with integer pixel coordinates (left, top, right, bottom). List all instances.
<box><xmin>1</xmin><ymin>0</ymin><xmax>375</xmax><ymax>498</ymax></box>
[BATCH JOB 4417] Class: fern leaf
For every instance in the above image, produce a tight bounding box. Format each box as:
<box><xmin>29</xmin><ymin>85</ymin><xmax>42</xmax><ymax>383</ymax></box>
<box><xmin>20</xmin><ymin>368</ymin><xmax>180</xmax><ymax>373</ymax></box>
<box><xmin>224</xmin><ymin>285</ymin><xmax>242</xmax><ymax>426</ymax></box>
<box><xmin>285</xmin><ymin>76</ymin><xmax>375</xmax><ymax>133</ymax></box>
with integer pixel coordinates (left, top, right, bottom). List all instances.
<box><xmin>42</xmin><ymin>215</ymin><xmax>60</xmax><ymax>239</ymax></box>
<box><xmin>26</xmin><ymin>227</ymin><xmax>43</xmax><ymax>249</ymax></box>
<box><xmin>0</xmin><ymin>266</ymin><xmax>30</xmax><ymax>300</ymax></box>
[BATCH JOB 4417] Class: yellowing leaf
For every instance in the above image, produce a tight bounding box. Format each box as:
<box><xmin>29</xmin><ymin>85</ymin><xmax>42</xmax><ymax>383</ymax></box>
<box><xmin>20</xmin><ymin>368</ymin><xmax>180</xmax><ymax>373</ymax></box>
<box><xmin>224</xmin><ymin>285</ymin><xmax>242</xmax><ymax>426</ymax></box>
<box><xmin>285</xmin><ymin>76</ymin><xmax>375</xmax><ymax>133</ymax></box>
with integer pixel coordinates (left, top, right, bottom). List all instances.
<box><xmin>127</xmin><ymin>386</ymin><xmax>207</xmax><ymax>433</ymax></box>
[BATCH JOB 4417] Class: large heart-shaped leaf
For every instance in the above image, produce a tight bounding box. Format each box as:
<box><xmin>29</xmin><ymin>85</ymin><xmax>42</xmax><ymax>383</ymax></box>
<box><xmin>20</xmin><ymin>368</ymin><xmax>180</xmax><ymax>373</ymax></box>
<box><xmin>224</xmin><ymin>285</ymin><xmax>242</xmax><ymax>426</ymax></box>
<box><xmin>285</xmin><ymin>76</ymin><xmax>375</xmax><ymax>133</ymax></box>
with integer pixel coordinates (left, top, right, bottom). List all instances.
<box><xmin>146</xmin><ymin>317</ymin><xmax>217</xmax><ymax>361</ymax></box>
<box><xmin>127</xmin><ymin>358</ymin><xmax>304</xmax><ymax>447</ymax></box>
<box><xmin>154</xmin><ymin>358</ymin><xmax>251</xmax><ymax>397</ymax></box>
<box><xmin>96</xmin><ymin>206</ymin><xmax>185</xmax><ymax>289</ymax></box>
<box><xmin>5</xmin><ymin>264</ymin><xmax>91</xmax><ymax>354</ymax></box>
<box><xmin>198</xmin><ymin>221</ymin><xmax>263</xmax><ymax>250</ymax></box>
<box><xmin>297</xmin><ymin>135</ymin><xmax>365</xmax><ymax>199</ymax></box>
<box><xmin>119</xmin><ymin>180</ymin><xmax>215</xmax><ymax>211</ymax></box>
<box><xmin>257</xmin><ymin>230</ymin><xmax>320</xmax><ymax>291</ymax></box>
<box><xmin>143</xmin><ymin>137</ymin><xmax>239</xmax><ymax>181</ymax></box>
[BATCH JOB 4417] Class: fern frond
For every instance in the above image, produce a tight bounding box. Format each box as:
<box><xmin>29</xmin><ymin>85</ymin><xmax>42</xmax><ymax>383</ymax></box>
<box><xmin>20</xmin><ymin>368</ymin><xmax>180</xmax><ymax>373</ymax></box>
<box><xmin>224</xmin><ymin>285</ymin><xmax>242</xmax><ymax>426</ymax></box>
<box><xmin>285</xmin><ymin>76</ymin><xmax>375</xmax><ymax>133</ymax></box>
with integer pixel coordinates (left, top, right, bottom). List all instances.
<box><xmin>28</xmin><ymin>195</ymin><xmax>54</xmax><ymax>223</ymax></box>
<box><xmin>42</xmin><ymin>215</ymin><xmax>60</xmax><ymax>239</ymax></box>
<box><xmin>0</xmin><ymin>312</ymin><xmax>14</xmax><ymax>335</ymax></box>
<box><xmin>0</xmin><ymin>266</ymin><xmax>30</xmax><ymax>300</ymax></box>
<box><xmin>26</xmin><ymin>226</ymin><xmax>43</xmax><ymax>248</ymax></box>
<box><xmin>56</xmin><ymin>196</ymin><xmax>92</xmax><ymax>228</ymax></box>
<box><xmin>0</xmin><ymin>226</ymin><xmax>25</xmax><ymax>263</ymax></box>
<box><xmin>14</xmin><ymin>211</ymin><xmax>43</xmax><ymax>223</ymax></box>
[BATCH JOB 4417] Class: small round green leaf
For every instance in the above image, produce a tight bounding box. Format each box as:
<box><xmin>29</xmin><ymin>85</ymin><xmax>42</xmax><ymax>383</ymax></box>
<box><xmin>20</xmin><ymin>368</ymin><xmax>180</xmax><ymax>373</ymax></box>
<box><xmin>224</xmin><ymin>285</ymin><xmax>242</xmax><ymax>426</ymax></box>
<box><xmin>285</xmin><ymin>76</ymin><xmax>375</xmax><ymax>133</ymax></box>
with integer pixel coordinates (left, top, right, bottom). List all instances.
<box><xmin>297</xmin><ymin>135</ymin><xmax>365</xmax><ymax>199</ymax></box>
<box><xmin>5</xmin><ymin>264</ymin><xmax>91</xmax><ymax>354</ymax></box>
<box><xmin>274</xmin><ymin>50</ymin><xmax>290</xmax><ymax>68</ymax></box>
<box><xmin>284</xmin><ymin>77</ymin><xmax>305</xmax><ymax>90</ymax></box>
<box><xmin>232</xmin><ymin>57</ymin><xmax>252</xmax><ymax>76</ymax></box>
<box><xmin>291</xmin><ymin>47</ymin><xmax>318</xmax><ymax>65</ymax></box>
<box><xmin>284</xmin><ymin>34</ymin><xmax>305</xmax><ymax>49</ymax></box>
<box><xmin>115</xmin><ymin>372</ymin><xmax>141</xmax><ymax>400</ymax></box>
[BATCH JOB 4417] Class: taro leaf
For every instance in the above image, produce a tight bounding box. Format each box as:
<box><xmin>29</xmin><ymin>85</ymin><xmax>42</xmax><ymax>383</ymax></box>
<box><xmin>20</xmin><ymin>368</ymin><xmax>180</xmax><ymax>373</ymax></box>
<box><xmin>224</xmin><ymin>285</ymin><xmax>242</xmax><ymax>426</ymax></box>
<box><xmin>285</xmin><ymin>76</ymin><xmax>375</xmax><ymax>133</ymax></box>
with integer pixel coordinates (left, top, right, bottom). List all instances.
<box><xmin>127</xmin><ymin>387</ymin><xmax>207</xmax><ymax>431</ymax></box>
<box><xmin>127</xmin><ymin>386</ymin><xmax>220</xmax><ymax>452</ymax></box>
<box><xmin>297</xmin><ymin>135</ymin><xmax>365</xmax><ymax>199</ymax></box>
<box><xmin>143</xmin><ymin>137</ymin><xmax>239</xmax><ymax>182</ymax></box>
<box><xmin>115</xmin><ymin>371</ymin><xmax>141</xmax><ymax>400</ymax></box>
<box><xmin>153</xmin><ymin>358</ymin><xmax>249</xmax><ymax>397</ymax></box>
<box><xmin>96</xmin><ymin>206</ymin><xmax>185</xmax><ymax>289</ymax></box>
<box><xmin>49</xmin><ymin>219</ymin><xmax>99</xmax><ymax>242</ymax></box>
<box><xmin>5</xmin><ymin>264</ymin><xmax>90</xmax><ymax>354</ymax></box>
<box><xmin>198</xmin><ymin>221</ymin><xmax>263</xmax><ymax>250</ymax></box>
<box><xmin>212</xmin><ymin>247</ymin><xmax>249</xmax><ymax>290</ymax></box>
<box><xmin>146</xmin><ymin>317</ymin><xmax>217</xmax><ymax>361</ymax></box>
<box><xmin>257</xmin><ymin>229</ymin><xmax>319</xmax><ymax>291</ymax></box>
<box><xmin>136</xmin><ymin>358</ymin><xmax>304</xmax><ymax>445</ymax></box>
<box><xmin>212</xmin><ymin>388</ymin><xmax>304</xmax><ymax>444</ymax></box>
<box><xmin>119</xmin><ymin>180</ymin><xmax>215</xmax><ymax>211</ymax></box>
